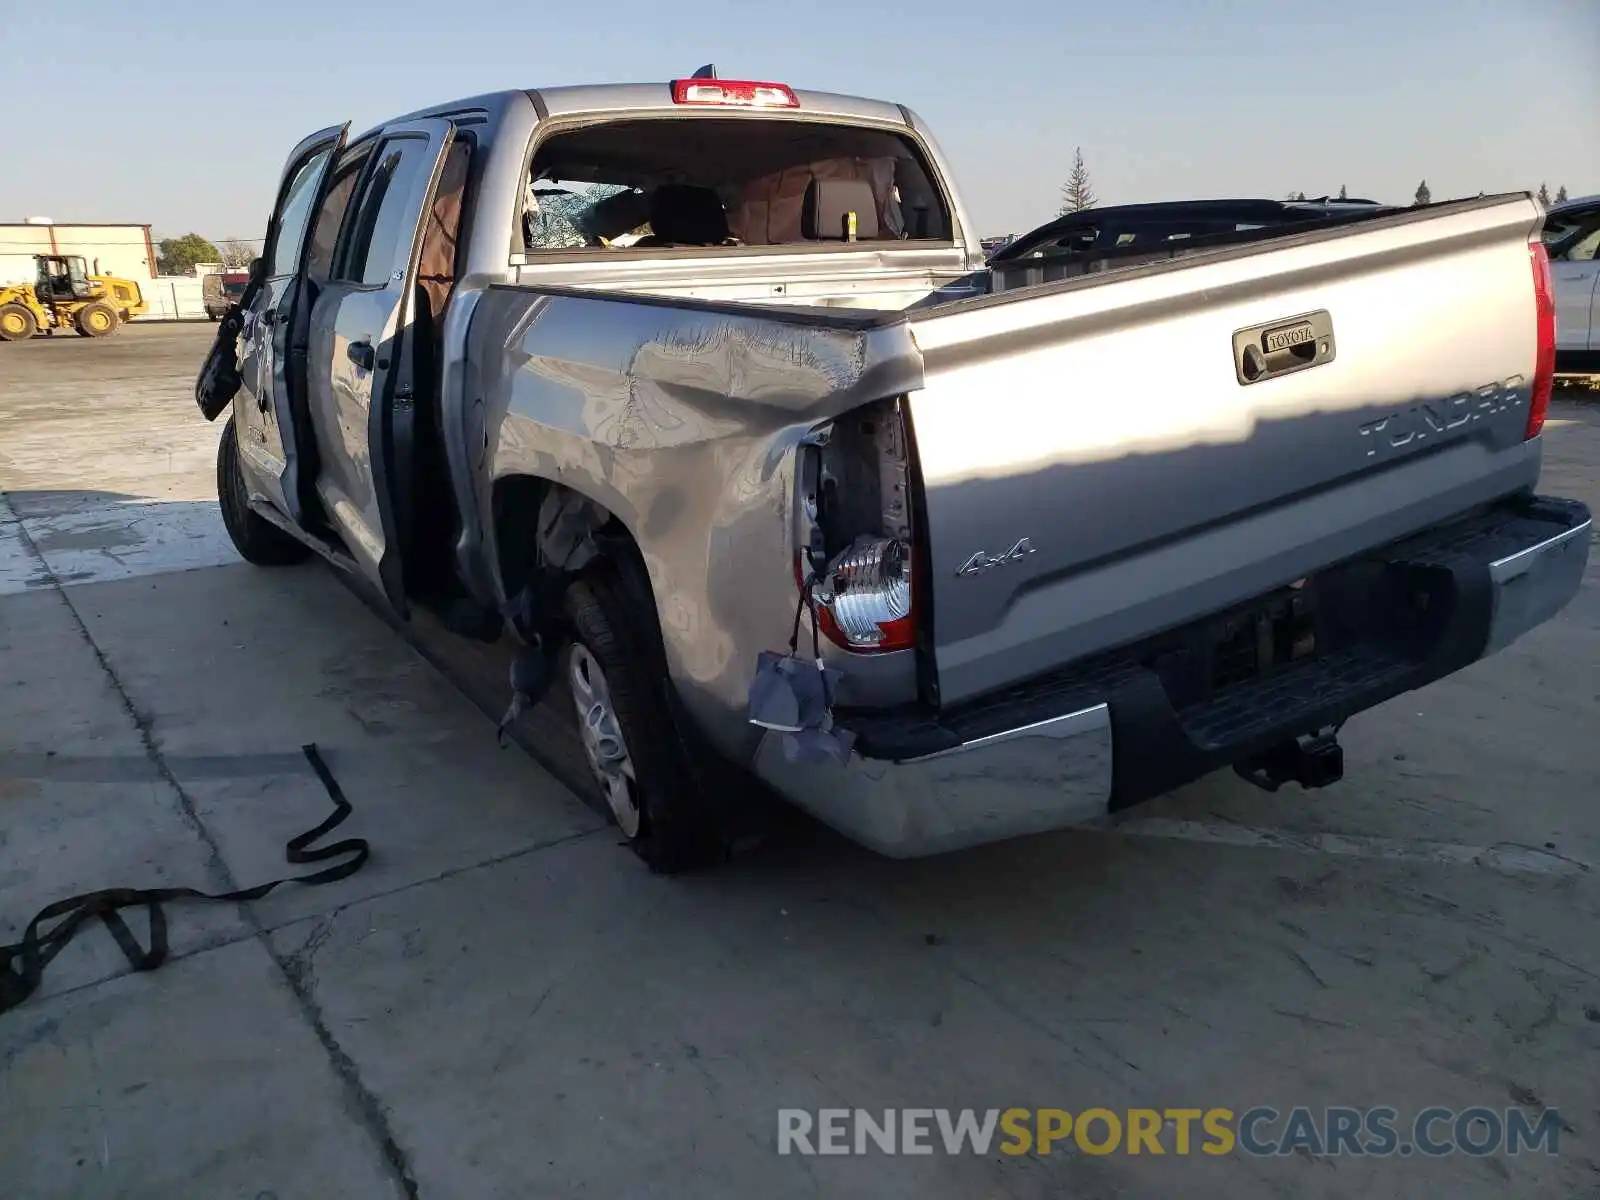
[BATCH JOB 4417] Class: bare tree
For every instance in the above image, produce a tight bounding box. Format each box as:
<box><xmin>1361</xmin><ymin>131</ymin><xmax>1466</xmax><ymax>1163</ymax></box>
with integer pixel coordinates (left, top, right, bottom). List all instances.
<box><xmin>1058</xmin><ymin>148</ymin><xmax>1097</xmax><ymax>215</ymax></box>
<box><xmin>1413</xmin><ymin>180</ymin><xmax>1431</xmax><ymax>206</ymax></box>
<box><xmin>1537</xmin><ymin>182</ymin><xmax>1551</xmax><ymax>207</ymax></box>
<box><xmin>1555</xmin><ymin>185</ymin><xmax>1569</xmax><ymax>204</ymax></box>
<box><xmin>218</xmin><ymin>239</ymin><xmax>256</xmax><ymax>269</ymax></box>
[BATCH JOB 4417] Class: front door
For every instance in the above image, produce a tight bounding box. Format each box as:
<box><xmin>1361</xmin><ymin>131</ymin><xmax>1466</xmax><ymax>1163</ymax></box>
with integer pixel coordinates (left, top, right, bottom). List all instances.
<box><xmin>1550</xmin><ymin>207</ymin><xmax>1600</xmax><ymax>354</ymax></box>
<box><xmin>303</xmin><ymin>120</ymin><xmax>456</xmax><ymax>615</ymax></box>
<box><xmin>235</xmin><ymin>123</ymin><xmax>349</xmax><ymax>521</ymax></box>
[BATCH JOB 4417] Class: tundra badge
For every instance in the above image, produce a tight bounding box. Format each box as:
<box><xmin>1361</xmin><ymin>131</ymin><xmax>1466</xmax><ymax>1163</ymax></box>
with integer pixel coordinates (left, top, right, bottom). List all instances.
<box><xmin>958</xmin><ymin>538</ymin><xmax>1038</xmax><ymax>577</ymax></box>
<box><xmin>1357</xmin><ymin>376</ymin><xmax>1525</xmax><ymax>459</ymax></box>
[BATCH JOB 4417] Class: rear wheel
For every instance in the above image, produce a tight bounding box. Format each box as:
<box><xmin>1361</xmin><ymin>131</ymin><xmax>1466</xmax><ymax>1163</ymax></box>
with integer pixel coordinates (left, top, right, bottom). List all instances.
<box><xmin>0</xmin><ymin>303</ymin><xmax>36</xmax><ymax>342</ymax></box>
<box><xmin>217</xmin><ymin>421</ymin><xmax>311</xmax><ymax>566</ymax></box>
<box><xmin>74</xmin><ymin>302</ymin><xmax>118</xmax><ymax>337</ymax></box>
<box><xmin>564</xmin><ymin>569</ymin><xmax>723</xmax><ymax>873</ymax></box>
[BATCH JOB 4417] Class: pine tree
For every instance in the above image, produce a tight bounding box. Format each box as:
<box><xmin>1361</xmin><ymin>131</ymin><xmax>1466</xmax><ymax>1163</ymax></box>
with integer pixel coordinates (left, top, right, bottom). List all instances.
<box><xmin>1555</xmin><ymin>185</ymin><xmax>1569</xmax><ymax>204</ymax></box>
<box><xmin>1285</xmin><ymin>191</ymin><xmax>1308</xmax><ymax>202</ymax></box>
<box><xmin>1058</xmin><ymin>148</ymin><xmax>1097</xmax><ymax>215</ymax></box>
<box><xmin>1338</xmin><ymin>184</ymin><xmax>1348</xmax><ymax>200</ymax></box>
<box><xmin>1537</xmin><ymin>183</ymin><xmax>1551</xmax><ymax>206</ymax></box>
<box><xmin>1413</xmin><ymin>180</ymin><xmax>1431</xmax><ymax>206</ymax></box>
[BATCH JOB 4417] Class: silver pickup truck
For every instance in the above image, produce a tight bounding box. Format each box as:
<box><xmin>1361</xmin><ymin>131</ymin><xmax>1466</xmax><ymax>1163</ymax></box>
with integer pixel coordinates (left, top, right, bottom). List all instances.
<box><xmin>196</xmin><ymin>76</ymin><xmax>1589</xmax><ymax>871</ymax></box>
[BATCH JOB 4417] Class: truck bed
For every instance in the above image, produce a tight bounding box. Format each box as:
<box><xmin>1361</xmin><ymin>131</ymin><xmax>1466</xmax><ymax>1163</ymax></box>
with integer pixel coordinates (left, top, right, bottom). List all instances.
<box><xmin>459</xmin><ymin>192</ymin><xmax>1548</xmax><ymax>717</ymax></box>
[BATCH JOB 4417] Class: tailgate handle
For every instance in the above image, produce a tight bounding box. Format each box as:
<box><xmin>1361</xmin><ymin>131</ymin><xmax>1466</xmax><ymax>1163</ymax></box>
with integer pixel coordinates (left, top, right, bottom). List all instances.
<box><xmin>1232</xmin><ymin>310</ymin><xmax>1335</xmax><ymax>385</ymax></box>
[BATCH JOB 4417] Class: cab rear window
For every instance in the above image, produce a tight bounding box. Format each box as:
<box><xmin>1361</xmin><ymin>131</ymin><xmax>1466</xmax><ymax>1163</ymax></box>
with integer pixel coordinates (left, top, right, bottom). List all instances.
<box><xmin>523</xmin><ymin>117</ymin><xmax>952</xmax><ymax>252</ymax></box>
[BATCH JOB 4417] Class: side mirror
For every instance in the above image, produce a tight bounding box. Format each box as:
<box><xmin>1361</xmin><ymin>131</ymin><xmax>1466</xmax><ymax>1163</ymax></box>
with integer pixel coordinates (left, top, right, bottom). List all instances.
<box><xmin>248</xmin><ymin>257</ymin><xmax>265</xmax><ymax>281</ymax></box>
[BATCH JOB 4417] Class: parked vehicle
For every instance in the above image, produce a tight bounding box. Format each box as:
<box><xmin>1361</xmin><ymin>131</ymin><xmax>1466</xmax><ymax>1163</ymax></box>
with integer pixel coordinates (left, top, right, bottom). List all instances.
<box><xmin>1542</xmin><ymin>194</ymin><xmax>1600</xmax><ymax>375</ymax></box>
<box><xmin>196</xmin><ymin>77</ymin><xmax>1587</xmax><ymax>871</ymax></box>
<box><xmin>986</xmin><ymin>197</ymin><xmax>1398</xmax><ymax>291</ymax></box>
<box><xmin>0</xmin><ymin>254</ymin><xmax>147</xmax><ymax>341</ymax></box>
<box><xmin>202</xmin><ymin>271</ymin><xmax>251</xmax><ymax>321</ymax></box>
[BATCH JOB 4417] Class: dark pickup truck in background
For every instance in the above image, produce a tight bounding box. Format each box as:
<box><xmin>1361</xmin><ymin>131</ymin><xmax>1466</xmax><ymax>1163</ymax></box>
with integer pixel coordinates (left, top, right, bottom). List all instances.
<box><xmin>986</xmin><ymin>197</ymin><xmax>1397</xmax><ymax>291</ymax></box>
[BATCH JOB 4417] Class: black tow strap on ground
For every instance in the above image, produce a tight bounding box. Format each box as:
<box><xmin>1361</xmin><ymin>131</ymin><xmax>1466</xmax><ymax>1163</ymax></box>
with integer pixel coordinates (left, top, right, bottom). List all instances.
<box><xmin>0</xmin><ymin>743</ymin><xmax>368</xmax><ymax>1017</ymax></box>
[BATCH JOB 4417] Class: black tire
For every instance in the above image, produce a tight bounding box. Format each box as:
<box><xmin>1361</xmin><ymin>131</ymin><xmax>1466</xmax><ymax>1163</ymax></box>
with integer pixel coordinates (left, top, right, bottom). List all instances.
<box><xmin>564</xmin><ymin>568</ymin><xmax>724</xmax><ymax>873</ymax></box>
<box><xmin>217</xmin><ymin>421</ymin><xmax>312</xmax><ymax>566</ymax></box>
<box><xmin>0</xmin><ymin>303</ymin><xmax>37</xmax><ymax>342</ymax></box>
<box><xmin>74</xmin><ymin>302</ymin><xmax>118</xmax><ymax>337</ymax></box>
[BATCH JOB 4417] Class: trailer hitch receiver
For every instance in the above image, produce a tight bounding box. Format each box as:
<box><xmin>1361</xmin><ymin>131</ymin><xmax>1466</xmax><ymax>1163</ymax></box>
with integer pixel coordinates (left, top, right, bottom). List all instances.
<box><xmin>1234</xmin><ymin>729</ymin><xmax>1345</xmax><ymax>793</ymax></box>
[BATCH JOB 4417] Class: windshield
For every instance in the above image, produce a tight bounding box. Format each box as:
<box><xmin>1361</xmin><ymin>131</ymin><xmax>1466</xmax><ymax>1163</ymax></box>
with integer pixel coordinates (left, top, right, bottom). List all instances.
<box><xmin>525</xmin><ymin>182</ymin><xmax>643</xmax><ymax>250</ymax></box>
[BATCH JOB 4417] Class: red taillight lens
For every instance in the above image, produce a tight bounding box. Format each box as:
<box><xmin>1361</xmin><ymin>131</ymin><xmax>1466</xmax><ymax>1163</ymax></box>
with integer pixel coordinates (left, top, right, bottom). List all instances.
<box><xmin>1528</xmin><ymin>239</ymin><xmax>1555</xmax><ymax>440</ymax></box>
<box><xmin>793</xmin><ymin>400</ymin><xmax>916</xmax><ymax>654</ymax></box>
<box><xmin>796</xmin><ymin>540</ymin><xmax>916</xmax><ymax>653</ymax></box>
<box><xmin>670</xmin><ymin>79</ymin><xmax>799</xmax><ymax>108</ymax></box>
<box><xmin>827</xmin><ymin>537</ymin><xmax>915</xmax><ymax>652</ymax></box>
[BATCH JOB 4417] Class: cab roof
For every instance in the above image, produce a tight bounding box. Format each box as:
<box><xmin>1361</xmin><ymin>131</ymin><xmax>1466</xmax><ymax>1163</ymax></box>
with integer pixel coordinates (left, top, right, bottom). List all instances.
<box><xmin>530</xmin><ymin>82</ymin><xmax>912</xmax><ymax>128</ymax></box>
<box><xmin>366</xmin><ymin>82</ymin><xmax>915</xmax><ymax>143</ymax></box>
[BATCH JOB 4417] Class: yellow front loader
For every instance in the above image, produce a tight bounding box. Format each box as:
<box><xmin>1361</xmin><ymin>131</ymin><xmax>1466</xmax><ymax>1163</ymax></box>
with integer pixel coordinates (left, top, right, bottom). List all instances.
<box><xmin>0</xmin><ymin>255</ymin><xmax>148</xmax><ymax>341</ymax></box>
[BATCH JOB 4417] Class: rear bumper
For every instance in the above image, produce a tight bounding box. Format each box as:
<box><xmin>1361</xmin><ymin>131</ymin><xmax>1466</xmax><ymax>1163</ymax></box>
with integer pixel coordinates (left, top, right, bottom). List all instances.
<box><xmin>753</xmin><ymin>494</ymin><xmax>1591</xmax><ymax>858</ymax></box>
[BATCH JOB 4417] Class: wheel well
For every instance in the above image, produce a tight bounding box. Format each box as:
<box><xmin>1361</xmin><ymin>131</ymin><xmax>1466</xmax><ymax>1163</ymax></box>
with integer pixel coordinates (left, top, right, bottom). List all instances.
<box><xmin>491</xmin><ymin>475</ymin><xmax>550</xmax><ymax>601</ymax></box>
<box><xmin>492</xmin><ymin>476</ymin><xmax>652</xmax><ymax>617</ymax></box>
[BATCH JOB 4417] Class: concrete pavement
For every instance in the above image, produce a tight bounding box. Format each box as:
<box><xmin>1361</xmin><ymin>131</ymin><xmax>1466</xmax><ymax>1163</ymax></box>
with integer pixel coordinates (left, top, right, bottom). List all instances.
<box><xmin>2</xmin><ymin>325</ymin><xmax>1599</xmax><ymax>1198</ymax></box>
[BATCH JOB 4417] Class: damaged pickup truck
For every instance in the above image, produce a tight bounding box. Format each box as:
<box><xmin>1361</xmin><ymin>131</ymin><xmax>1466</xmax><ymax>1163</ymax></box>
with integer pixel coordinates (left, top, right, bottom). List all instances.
<box><xmin>197</xmin><ymin>75</ymin><xmax>1590</xmax><ymax>871</ymax></box>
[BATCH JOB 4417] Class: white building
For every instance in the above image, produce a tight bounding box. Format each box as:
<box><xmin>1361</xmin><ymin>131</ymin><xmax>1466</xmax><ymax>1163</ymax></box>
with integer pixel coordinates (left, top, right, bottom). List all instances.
<box><xmin>0</xmin><ymin>220</ymin><xmax>157</xmax><ymax>286</ymax></box>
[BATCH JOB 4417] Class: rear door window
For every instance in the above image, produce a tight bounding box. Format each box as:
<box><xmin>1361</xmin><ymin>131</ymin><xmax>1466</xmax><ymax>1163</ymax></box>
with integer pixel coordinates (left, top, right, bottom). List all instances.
<box><xmin>306</xmin><ymin>146</ymin><xmax>373</xmax><ymax>280</ymax></box>
<box><xmin>1554</xmin><ymin>221</ymin><xmax>1600</xmax><ymax>263</ymax></box>
<box><xmin>336</xmin><ymin>136</ymin><xmax>438</xmax><ymax>285</ymax></box>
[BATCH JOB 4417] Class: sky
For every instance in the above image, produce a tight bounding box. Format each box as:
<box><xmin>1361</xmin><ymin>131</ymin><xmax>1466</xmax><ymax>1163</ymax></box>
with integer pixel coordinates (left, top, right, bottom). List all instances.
<box><xmin>3</xmin><ymin>0</ymin><xmax>1597</xmax><ymax>244</ymax></box>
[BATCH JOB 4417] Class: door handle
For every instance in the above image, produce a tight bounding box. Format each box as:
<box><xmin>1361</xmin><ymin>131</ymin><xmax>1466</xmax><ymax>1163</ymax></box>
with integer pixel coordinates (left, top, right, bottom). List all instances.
<box><xmin>348</xmin><ymin>340</ymin><xmax>375</xmax><ymax>370</ymax></box>
<box><xmin>260</xmin><ymin>308</ymin><xmax>276</xmax><ymax>326</ymax></box>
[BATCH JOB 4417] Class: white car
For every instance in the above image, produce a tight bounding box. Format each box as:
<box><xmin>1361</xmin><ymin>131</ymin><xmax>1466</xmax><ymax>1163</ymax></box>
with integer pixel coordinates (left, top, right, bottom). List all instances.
<box><xmin>1545</xmin><ymin>195</ymin><xmax>1600</xmax><ymax>374</ymax></box>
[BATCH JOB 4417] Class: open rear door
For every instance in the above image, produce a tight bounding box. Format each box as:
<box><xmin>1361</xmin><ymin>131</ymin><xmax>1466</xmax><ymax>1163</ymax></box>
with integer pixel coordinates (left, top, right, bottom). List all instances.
<box><xmin>305</xmin><ymin>120</ymin><xmax>456</xmax><ymax>616</ymax></box>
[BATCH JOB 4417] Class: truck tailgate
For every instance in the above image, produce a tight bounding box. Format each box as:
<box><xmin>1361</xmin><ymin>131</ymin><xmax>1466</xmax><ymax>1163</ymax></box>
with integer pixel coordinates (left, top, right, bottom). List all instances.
<box><xmin>904</xmin><ymin>195</ymin><xmax>1547</xmax><ymax>705</ymax></box>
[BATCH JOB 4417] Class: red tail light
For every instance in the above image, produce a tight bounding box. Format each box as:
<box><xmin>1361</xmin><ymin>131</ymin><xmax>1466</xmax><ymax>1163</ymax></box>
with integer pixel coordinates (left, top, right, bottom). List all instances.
<box><xmin>1527</xmin><ymin>239</ymin><xmax>1555</xmax><ymax>440</ymax></box>
<box><xmin>794</xmin><ymin>401</ymin><xmax>917</xmax><ymax>654</ymax></box>
<box><xmin>826</xmin><ymin>538</ymin><xmax>915</xmax><ymax>652</ymax></box>
<box><xmin>670</xmin><ymin>79</ymin><xmax>799</xmax><ymax>108</ymax></box>
<box><xmin>795</xmin><ymin>540</ymin><xmax>916</xmax><ymax>653</ymax></box>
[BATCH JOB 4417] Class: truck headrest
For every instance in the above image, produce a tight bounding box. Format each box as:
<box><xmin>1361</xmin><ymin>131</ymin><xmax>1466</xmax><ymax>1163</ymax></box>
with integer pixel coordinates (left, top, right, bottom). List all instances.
<box><xmin>647</xmin><ymin>184</ymin><xmax>730</xmax><ymax>246</ymax></box>
<box><xmin>803</xmin><ymin>178</ymin><xmax>880</xmax><ymax>240</ymax></box>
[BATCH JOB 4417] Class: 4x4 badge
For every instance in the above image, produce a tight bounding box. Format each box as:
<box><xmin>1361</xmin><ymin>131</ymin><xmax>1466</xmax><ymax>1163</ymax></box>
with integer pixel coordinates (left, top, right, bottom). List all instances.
<box><xmin>957</xmin><ymin>538</ymin><xmax>1037</xmax><ymax>577</ymax></box>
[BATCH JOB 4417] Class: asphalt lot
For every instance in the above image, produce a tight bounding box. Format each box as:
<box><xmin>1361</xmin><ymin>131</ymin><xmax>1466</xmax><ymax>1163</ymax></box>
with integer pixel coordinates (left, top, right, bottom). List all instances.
<box><xmin>3</xmin><ymin>322</ymin><xmax>1600</xmax><ymax>1199</ymax></box>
